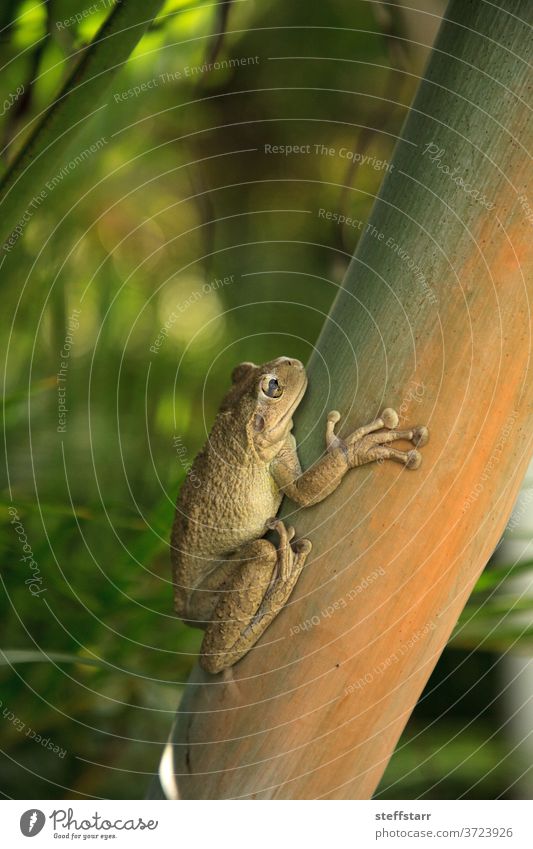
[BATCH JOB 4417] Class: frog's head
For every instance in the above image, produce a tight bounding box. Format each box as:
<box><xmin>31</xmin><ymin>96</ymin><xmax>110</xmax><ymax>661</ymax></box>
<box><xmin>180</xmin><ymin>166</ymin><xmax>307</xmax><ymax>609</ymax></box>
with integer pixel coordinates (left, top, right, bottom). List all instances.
<box><xmin>222</xmin><ymin>356</ymin><xmax>307</xmax><ymax>461</ymax></box>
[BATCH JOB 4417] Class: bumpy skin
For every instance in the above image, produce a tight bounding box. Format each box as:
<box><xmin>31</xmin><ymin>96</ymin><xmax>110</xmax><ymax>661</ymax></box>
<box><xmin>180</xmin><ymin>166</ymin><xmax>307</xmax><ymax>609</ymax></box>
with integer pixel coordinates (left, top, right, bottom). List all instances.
<box><xmin>171</xmin><ymin>357</ymin><xmax>429</xmax><ymax>674</ymax></box>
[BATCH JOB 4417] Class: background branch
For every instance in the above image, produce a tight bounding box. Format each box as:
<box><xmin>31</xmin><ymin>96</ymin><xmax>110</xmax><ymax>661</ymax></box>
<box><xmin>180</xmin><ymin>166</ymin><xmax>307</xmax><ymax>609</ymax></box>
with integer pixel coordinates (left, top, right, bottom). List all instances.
<box><xmin>0</xmin><ymin>0</ymin><xmax>165</xmax><ymax>252</ymax></box>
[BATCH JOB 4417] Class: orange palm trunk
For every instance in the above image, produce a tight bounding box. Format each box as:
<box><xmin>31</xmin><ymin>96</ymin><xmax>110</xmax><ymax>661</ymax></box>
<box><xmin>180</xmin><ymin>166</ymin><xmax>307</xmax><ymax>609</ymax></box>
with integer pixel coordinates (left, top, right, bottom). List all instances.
<box><xmin>158</xmin><ymin>0</ymin><xmax>533</xmax><ymax>799</ymax></box>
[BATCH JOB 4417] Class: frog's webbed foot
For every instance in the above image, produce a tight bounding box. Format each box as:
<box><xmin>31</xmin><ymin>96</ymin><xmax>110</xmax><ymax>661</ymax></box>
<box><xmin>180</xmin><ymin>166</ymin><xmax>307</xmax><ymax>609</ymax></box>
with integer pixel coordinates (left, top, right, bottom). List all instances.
<box><xmin>266</xmin><ymin>517</ymin><xmax>311</xmax><ymax>580</ymax></box>
<box><xmin>200</xmin><ymin>520</ymin><xmax>311</xmax><ymax>674</ymax></box>
<box><xmin>326</xmin><ymin>408</ymin><xmax>429</xmax><ymax>470</ymax></box>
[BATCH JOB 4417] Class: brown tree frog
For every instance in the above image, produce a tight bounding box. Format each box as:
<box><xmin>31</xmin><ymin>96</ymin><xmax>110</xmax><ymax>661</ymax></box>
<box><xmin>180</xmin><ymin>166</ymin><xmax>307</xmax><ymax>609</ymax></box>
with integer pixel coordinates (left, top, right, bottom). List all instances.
<box><xmin>171</xmin><ymin>357</ymin><xmax>428</xmax><ymax>673</ymax></box>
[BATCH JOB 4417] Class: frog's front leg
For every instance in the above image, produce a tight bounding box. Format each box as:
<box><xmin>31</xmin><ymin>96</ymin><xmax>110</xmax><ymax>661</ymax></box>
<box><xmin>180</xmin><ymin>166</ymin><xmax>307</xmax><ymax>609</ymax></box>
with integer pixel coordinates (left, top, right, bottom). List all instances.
<box><xmin>200</xmin><ymin>520</ymin><xmax>311</xmax><ymax>674</ymax></box>
<box><xmin>327</xmin><ymin>407</ymin><xmax>429</xmax><ymax>470</ymax></box>
<box><xmin>271</xmin><ymin>408</ymin><xmax>429</xmax><ymax>507</ymax></box>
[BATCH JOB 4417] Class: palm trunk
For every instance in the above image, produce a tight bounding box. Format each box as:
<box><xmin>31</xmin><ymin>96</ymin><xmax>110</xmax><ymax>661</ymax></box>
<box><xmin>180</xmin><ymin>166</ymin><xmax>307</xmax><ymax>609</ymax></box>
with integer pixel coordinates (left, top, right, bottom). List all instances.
<box><xmin>155</xmin><ymin>0</ymin><xmax>533</xmax><ymax>799</ymax></box>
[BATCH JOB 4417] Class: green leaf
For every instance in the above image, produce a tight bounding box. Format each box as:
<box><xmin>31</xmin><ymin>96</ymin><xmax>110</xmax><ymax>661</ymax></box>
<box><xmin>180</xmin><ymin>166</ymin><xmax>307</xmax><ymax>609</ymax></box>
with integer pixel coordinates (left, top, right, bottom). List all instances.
<box><xmin>0</xmin><ymin>0</ymin><xmax>166</xmax><ymax>252</ymax></box>
<box><xmin>0</xmin><ymin>648</ymin><xmax>111</xmax><ymax>669</ymax></box>
<box><xmin>0</xmin><ymin>648</ymin><xmax>180</xmax><ymax>685</ymax></box>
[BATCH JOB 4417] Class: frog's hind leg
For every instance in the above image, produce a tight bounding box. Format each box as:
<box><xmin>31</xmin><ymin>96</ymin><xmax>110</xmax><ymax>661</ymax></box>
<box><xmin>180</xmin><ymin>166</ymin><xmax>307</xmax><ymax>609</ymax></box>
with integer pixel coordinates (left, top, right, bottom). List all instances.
<box><xmin>200</xmin><ymin>520</ymin><xmax>311</xmax><ymax>674</ymax></box>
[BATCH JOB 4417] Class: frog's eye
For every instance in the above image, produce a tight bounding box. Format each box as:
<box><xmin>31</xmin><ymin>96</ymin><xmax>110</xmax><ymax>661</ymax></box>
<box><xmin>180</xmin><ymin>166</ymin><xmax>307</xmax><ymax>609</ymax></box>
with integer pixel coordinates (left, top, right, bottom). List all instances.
<box><xmin>260</xmin><ymin>375</ymin><xmax>283</xmax><ymax>398</ymax></box>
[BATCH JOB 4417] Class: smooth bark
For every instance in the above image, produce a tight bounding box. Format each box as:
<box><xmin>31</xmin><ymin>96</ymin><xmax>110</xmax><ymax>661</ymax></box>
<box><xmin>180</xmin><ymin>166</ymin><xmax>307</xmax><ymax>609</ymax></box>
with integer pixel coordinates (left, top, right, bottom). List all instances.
<box><xmin>157</xmin><ymin>0</ymin><xmax>533</xmax><ymax>799</ymax></box>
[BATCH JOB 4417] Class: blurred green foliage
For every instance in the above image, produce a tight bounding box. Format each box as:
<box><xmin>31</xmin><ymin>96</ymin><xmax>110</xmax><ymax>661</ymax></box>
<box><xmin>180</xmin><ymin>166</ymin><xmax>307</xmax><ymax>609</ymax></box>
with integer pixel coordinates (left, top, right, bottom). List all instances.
<box><xmin>1</xmin><ymin>0</ymin><xmax>531</xmax><ymax>800</ymax></box>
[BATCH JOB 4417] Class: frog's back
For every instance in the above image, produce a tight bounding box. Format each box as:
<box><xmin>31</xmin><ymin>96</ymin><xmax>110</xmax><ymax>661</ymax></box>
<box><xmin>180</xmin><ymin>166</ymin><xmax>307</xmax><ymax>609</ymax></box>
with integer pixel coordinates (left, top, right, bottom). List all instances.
<box><xmin>171</xmin><ymin>356</ymin><xmax>308</xmax><ymax>618</ymax></box>
<box><xmin>171</xmin><ymin>417</ymin><xmax>282</xmax><ymax>569</ymax></box>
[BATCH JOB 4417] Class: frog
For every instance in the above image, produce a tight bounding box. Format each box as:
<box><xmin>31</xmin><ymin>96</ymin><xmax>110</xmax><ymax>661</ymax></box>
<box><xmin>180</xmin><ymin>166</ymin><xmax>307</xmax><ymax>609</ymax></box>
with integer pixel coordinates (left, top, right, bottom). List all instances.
<box><xmin>171</xmin><ymin>356</ymin><xmax>429</xmax><ymax>674</ymax></box>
